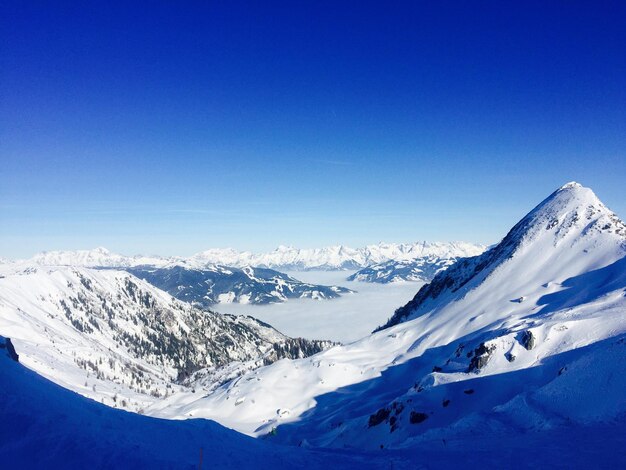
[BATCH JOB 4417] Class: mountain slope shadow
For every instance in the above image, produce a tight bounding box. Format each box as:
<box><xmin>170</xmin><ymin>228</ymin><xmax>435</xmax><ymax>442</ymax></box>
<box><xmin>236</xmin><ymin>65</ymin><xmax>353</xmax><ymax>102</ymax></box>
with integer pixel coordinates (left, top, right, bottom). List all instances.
<box><xmin>270</xmin><ymin>333</ymin><xmax>626</xmax><ymax>458</ymax></box>
<box><xmin>535</xmin><ymin>255</ymin><xmax>626</xmax><ymax>315</ymax></box>
<box><xmin>0</xmin><ymin>336</ymin><xmax>411</xmax><ymax>469</ymax></box>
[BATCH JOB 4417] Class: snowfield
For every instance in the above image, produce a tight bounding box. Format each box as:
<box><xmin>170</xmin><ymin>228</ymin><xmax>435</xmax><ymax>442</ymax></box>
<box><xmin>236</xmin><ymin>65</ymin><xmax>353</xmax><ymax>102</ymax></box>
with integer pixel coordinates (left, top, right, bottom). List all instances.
<box><xmin>0</xmin><ymin>336</ymin><xmax>409</xmax><ymax>469</ymax></box>
<box><xmin>4</xmin><ymin>333</ymin><xmax>623</xmax><ymax>468</ymax></box>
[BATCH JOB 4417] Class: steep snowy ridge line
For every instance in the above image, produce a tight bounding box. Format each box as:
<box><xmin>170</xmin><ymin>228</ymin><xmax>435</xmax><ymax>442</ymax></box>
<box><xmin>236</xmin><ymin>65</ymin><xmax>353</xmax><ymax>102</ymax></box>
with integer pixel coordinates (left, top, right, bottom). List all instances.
<box><xmin>379</xmin><ymin>182</ymin><xmax>626</xmax><ymax>330</ymax></box>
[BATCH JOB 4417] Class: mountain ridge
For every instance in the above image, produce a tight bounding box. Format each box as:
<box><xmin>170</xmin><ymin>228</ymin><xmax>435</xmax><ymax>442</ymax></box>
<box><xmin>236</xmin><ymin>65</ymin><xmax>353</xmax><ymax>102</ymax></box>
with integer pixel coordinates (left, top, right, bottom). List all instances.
<box><xmin>0</xmin><ymin>265</ymin><xmax>334</xmax><ymax>413</ymax></box>
<box><xmin>127</xmin><ymin>265</ymin><xmax>353</xmax><ymax>306</ymax></box>
<box><xmin>20</xmin><ymin>241</ymin><xmax>486</xmax><ymax>271</ymax></box>
<box><xmin>347</xmin><ymin>255</ymin><xmax>474</xmax><ymax>284</ymax></box>
<box><xmin>378</xmin><ymin>181</ymin><xmax>626</xmax><ymax>330</ymax></box>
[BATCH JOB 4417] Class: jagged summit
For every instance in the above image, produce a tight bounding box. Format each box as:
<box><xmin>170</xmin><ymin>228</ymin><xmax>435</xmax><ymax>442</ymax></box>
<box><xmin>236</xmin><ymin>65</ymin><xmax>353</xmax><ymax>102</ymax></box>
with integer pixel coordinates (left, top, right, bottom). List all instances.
<box><xmin>379</xmin><ymin>182</ymin><xmax>626</xmax><ymax>330</ymax></box>
<box><xmin>559</xmin><ymin>181</ymin><xmax>583</xmax><ymax>189</ymax></box>
<box><xmin>498</xmin><ymin>181</ymin><xmax>624</xmax><ymax>252</ymax></box>
<box><xmin>511</xmin><ymin>181</ymin><xmax>624</xmax><ymax>247</ymax></box>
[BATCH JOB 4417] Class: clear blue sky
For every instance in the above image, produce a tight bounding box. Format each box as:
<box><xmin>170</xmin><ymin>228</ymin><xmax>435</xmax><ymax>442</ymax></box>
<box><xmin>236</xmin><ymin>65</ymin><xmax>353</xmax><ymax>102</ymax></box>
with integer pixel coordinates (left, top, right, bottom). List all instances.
<box><xmin>2</xmin><ymin>2</ymin><xmax>625</xmax><ymax>258</ymax></box>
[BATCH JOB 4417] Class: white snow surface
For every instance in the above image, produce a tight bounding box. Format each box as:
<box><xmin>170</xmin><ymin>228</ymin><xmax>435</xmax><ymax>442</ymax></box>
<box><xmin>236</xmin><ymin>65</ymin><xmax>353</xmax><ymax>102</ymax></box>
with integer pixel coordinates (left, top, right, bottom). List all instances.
<box><xmin>0</xmin><ymin>265</ymin><xmax>303</xmax><ymax>414</ymax></box>
<box><xmin>0</xmin><ymin>335</ymin><xmax>413</xmax><ymax>469</ymax></box>
<box><xmin>147</xmin><ymin>183</ymin><xmax>626</xmax><ymax>450</ymax></box>
<box><xmin>4</xmin><ymin>334</ymin><xmax>624</xmax><ymax>468</ymax></box>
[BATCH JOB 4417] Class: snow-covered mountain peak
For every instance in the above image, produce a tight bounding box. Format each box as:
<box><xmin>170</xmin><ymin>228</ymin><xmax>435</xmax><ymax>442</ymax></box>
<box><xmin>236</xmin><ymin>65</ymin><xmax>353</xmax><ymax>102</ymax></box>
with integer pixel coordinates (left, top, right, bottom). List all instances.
<box><xmin>275</xmin><ymin>244</ymin><xmax>295</xmax><ymax>251</ymax></box>
<box><xmin>31</xmin><ymin>247</ymin><xmax>127</xmax><ymax>267</ymax></box>
<box><xmin>535</xmin><ymin>180</ymin><xmax>603</xmax><ymax>221</ymax></box>
<box><xmin>505</xmin><ymin>181</ymin><xmax>625</xmax><ymax>253</ymax></box>
<box><xmin>559</xmin><ymin>180</ymin><xmax>583</xmax><ymax>190</ymax></box>
<box><xmin>380</xmin><ymin>182</ymin><xmax>625</xmax><ymax>329</ymax></box>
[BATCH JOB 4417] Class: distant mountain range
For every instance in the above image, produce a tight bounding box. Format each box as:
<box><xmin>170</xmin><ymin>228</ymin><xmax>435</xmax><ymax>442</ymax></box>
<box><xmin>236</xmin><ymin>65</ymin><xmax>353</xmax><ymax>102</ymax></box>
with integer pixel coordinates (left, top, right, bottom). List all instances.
<box><xmin>347</xmin><ymin>255</ymin><xmax>477</xmax><ymax>284</ymax></box>
<box><xmin>21</xmin><ymin>241</ymin><xmax>486</xmax><ymax>272</ymax></box>
<box><xmin>6</xmin><ymin>241</ymin><xmax>485</xmax><ymax>304</ymax></box>
<box><xmin>187</xmin><ymin>242</ymin><xmax>486</xmax><ymax>271</ymax></box>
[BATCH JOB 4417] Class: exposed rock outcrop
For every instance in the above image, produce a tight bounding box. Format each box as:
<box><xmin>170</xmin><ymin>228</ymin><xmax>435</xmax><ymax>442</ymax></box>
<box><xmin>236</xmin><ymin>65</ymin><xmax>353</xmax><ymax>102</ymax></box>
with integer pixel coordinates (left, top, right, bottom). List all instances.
<box><xmin>521</xmin><ymin>330</ymin><xmax>536</xmax><ymax>350</ymax></box>
<box><xmin>468</xmin><ymin>342</ymin><xmax>496</xmax><ymax>372</ymax></box>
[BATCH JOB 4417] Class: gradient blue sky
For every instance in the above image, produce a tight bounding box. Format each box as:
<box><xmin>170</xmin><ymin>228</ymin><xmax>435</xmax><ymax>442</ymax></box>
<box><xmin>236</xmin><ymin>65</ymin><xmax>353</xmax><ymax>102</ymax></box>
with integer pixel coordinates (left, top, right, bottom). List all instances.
<box><xmin>2</xmin><ymin>2</ymin><xmax>625</xmax><ymax>258</ymax></box>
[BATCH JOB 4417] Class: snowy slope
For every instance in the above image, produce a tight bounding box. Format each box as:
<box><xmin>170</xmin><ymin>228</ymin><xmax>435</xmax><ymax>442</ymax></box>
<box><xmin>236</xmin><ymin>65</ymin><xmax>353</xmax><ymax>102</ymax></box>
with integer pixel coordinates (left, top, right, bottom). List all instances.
<box><xmin>149</xmin><ymin>182</ymin><xmax>626</xmax><ymax>452</ymax></box>
<box><xmin>381</xmin><ymin>181</ymin><xmax>626</xmax><ymax>330</ymax></box>
<box><xmin>0</xmin><ymin>335</ymin><xmax>414</xmax><ymax>469</ymax></box>
<box><xmin>127</xmin><ymin>265</ymin><xmax>353</xmax><ymax>306</ymax></box>
<box><xmin>3</xmin><ymin>334</ymin><xmax>625</xmax><ymax>468</ymax></box>
<box><xmin>0</xmin><ymin>266</ymin><xmax>332</xmax><ymax>413</ymax></box>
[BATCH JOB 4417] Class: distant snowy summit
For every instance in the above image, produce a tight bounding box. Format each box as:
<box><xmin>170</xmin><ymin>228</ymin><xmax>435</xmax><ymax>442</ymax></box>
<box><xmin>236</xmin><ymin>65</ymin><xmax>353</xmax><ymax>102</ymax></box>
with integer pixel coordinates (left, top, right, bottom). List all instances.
<box><xmin>22</xmin><ymin>241</ymin><xmax>486</xmax><ymax>272</ymax></box>
<box><xmin>347</xmin><ymin>241</ymin><xmax>486</xmax><ymax>284</ymax></box>
<box><xmin>188</xmin><ymin>241</ymin><xmax>486</xmax><ymax>271</ymax></box>
<box><xmin>29</xmin><ymin>246</ymin><xmax>166</xmax><ymax>268</ymax></box>
<box><xmin>14</xmin><ymin>241</ymin><xmax>485</xmax><ymax>303</ymax></box>
<box><xmin>348</xmin><ymin>256</ymin><xmax>470</xmax><ymax>284</ymax></box>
